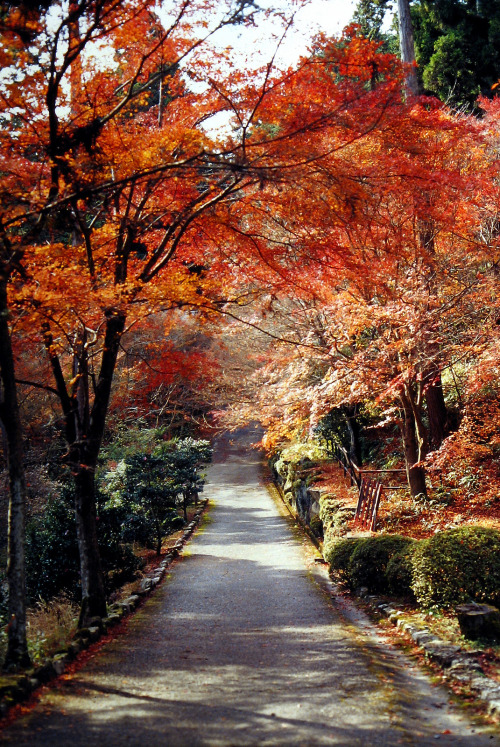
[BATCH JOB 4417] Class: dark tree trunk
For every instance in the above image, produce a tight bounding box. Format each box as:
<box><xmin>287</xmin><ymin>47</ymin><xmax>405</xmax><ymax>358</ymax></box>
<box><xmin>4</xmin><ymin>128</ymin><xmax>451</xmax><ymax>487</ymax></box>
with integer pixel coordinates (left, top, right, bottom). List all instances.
<box><xmin>425</xmin><ymin>372</ymin><xmax>450</xmax><ymax>450</ymax></box>
<box><xmin>44</xmin><ymin>309</ymin><xmax>126</xmax><ymax>626</ymax></box>
<box><xmin>344</xmin><ymin>405</ymin><xmax>362</xmax><ymax>467</ymax></box>
<box><xmin>0</xmin><ymin>278</ymin><xmax>30</xmax><ymax>669</ymax></box>
<box><xmin>397</xmin><ymin>0</ymin><xmax>420</xmax><ymax>96</ymax></box>
<box><xmin>399</xmin><ymin>387</ymin><xmax>428</xmax><ymax>498</ymax></box>
<box><xmin>74</xmin><ymin>465</ymin><xmax>106</xmax><ymax>625</ymax></box>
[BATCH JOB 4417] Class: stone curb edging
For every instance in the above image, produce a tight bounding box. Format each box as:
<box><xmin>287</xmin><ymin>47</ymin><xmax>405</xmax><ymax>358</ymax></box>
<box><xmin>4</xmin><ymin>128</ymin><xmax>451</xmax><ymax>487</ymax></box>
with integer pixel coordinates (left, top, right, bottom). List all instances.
<box><xmin>0</xmin><ymin>499</ymin><xmax>209</xmax><ymax>717</ymax></box>
<box><xmin>359</xmin><ymin>591</ymin><xmax>500</xmax><ymax>719</ymax></box>
<box><xmin>270</xmin><ymin>472</ymin><xmax>500</xmax><ymax>721</ymax></box>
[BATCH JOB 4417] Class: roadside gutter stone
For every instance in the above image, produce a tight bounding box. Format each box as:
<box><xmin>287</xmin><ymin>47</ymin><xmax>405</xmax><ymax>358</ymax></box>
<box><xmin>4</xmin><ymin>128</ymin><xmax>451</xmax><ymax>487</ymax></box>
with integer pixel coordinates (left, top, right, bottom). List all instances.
<box><xmin>67</xmin><ymin>640</ymin><xmax>83</xmax><ymax>657</ymax></box>
<box><xmin>115</xmin><ymin>600</ymin><xmax>134</xmax><ymax>614</ymax></box>
<box><xmin>139</xmin><ymin>578</ymin><xmax>152</xmax><ymax>593</ymax></box>
<box><xmin>123</xmin><ymin>595</ymin><xmax>140</xmax><ymax>610</ymax></box>
<box><xmin>87</xmin><ymin>616</ymin><xmax>105</xmax><ymax>633</ymax></box>
<box><xmin>412</xmin><ymin>630</ymin><xmax>440</xmax><ymax>646</ymax></box>
<box><xmin>364</xmin><ymin>590</ymin><xmax>500</xmax><ymax>716</ymax></box>
<box><xmin>54</xmin><ymin>646</ymin><xmax>75</xmax><ymax>661</ymax></box>
<box><xmin>424</xmin><ymin>643</ymin><xmax>461</xmax><ymax>668</ymax></box>
<box><xmin>103</xmin><ymin>613</ymin><xmax>121</xmax><ymax>627</ymax></box>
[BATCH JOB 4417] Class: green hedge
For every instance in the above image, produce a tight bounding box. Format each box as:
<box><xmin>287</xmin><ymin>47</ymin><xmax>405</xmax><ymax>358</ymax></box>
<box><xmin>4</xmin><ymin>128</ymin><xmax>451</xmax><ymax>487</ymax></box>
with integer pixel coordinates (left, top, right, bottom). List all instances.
<box><xmin>386</xmin><ymin>541</ymin><xmax>417</xmax><ymax>598</ymax></box>
<box><xmin>411</xmin><ymin>527</ymin><xmax>500</xmax><ymax>609</ymax></box>
<box><xmin>324</xmin><ymin>527</ymin><xmax>500</xmax><ymax>609</ymax></box>
<box><xmin>324</xmin><ymin>537</ymin><xmax>362</xmax><ymax>583</ymax></box>
<box><xmin>348</xmin><ymin>535</ymin><xmax>414</xmax><ymax>594</ymax></box>
<box><xmin>325</xmin><ymin>535</ymin><xmax>412</xmax><ymax>593</ymax></box>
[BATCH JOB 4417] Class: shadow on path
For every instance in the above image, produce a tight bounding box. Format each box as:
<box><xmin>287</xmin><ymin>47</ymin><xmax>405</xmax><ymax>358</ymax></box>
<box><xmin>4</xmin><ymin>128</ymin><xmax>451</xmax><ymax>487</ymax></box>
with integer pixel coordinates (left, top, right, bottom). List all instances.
<box><xmin>1</xmin><ymin>429</ymin><xmax>498</xmax><ymax>746</ymax></box>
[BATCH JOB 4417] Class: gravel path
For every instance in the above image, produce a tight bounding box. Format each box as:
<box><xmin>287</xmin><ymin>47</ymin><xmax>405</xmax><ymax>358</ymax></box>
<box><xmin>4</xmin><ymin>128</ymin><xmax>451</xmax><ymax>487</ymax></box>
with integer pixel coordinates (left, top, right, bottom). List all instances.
<box><xmin>2</xmin><ymin>431</ymin><xmax>498</xmax><ymax>746</ymax></box>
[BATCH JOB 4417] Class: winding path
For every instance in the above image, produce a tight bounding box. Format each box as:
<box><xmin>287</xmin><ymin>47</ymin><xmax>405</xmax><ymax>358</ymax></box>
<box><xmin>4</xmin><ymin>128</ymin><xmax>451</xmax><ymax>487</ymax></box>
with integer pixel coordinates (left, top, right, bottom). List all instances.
<box><xmin>2</xmin><ymin>430</ymin><xmax>498</xmax><ymax>745</ymax></box>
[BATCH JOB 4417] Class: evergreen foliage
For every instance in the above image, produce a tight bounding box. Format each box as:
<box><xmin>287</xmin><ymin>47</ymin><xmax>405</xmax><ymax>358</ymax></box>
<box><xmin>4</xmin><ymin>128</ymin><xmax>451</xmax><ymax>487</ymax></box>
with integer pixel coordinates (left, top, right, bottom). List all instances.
<box><xmin>411</xmin><ymin>0</ymin><xmax>500</xmax><ymax>108</ymax></box>
<box><xmin>325</xmin><ymin>528</ymin><xmax>500</xmax><ymax>608</ymax></box>
<box><xmin>101</xmin><ymin>437</ymin><xmax>213</xmax><ymax>554</ymax></box>
<box><xmin>25</xmin><ymin>490</ymin><xmax>141</xmax><ymax>604</ymax></box>
<box><xmin>348</xmin><ymin>535</ymin><xmax>414</xmax><ymax>593</ymax></box>
<box><xmin>352</xmin><ymin>0</ymin><xmax>500</xmax><ymax>107</ymax></box>
<box><xmin>411</xmin><ymin>526</ymin><xmax>500</xmax><ymax>608</ymax></box>
<box><xmin>385</xmin><ymin>540</ymin><xmax>417</xmax><ymax>597</ymax></box>
<box><xmin>323</xmin><ymin>537</ymin><xmax>364</xmax><ymax>583</ymax></box>
<box><xmin>352</xmin><ymin>0</ymin><xmax>399</xmax><ymax>53</ymax></box>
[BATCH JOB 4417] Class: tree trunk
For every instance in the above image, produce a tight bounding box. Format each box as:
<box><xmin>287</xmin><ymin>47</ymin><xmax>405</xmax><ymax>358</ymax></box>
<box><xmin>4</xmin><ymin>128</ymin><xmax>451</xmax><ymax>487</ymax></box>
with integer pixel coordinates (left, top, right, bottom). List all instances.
<box><xmin>397</xmin><ymin>0</ymin><xmax>420</xmax><ymax>96</ymax></box>
<box><xmin>425</xmin><ymin>371</ymin><xmax>450</xmax><ymax>450</ymax></box>
<box><xmin>344</xmin><ymin>405</ymin><xmax>362</xmax><ymax>467</ymax></box>
<box><xmin>74</xmin><ymin>465</ymin><xmax>107</xmax><ymax>625</ymax></box>
<box><xmin>44</xmin><ymin>309</ymin><xmax>126</xmax><ymax>626</ymax></box>
<box><xmin>75</xmin><ymin>309</ymin><xmax>126</xmax><ymax>623</ymax></box>
<box><xmin>399</xmin><ymin>387</ymin><xmax>428</xmax><ymax>498</ymax></box>
<box><xmin>0</xmin><ymin>278</ymin><xmax>30</xmax><ymax>669</ymax></box>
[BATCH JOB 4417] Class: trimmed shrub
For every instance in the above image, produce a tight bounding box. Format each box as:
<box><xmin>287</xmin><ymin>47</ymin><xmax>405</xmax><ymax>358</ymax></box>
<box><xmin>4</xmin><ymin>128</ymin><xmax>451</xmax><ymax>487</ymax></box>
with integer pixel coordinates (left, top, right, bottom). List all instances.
<box><xmin>411</xmin><ymin>526</ymin><xmax>500</xmax><ymax>609</ymax></box>
<box><xmin>386</xmin><ymin>540</ymin><xmax>417</xmax><ymax>598</ymax></box>
<box><xmin>348</xmin><ymin>535</ymin><xmax>414</xmax><ymax>593</ymax></box>
<box><xmin>96</xmin><ymin>504</ymin><xmax>143</xmax><ymax>590</ymax></box>
<box><xmin>324</xmin><ymin>537</ymin><xmax>363</xmax><ymax>583</ymax></box>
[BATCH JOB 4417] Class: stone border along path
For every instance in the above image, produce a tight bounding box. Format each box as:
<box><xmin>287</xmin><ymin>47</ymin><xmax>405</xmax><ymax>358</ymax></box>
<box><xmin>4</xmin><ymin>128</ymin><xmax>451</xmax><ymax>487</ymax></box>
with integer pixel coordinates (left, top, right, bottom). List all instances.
<box><xmin>268</xmin><ymin>479</ymin><xmax>500</xmax><ymax>720</ymax></box>
<box><xmin>1</xmin><ymin>429</ymin><xmax>499</xmax><ymax>745</ymax></box>
<box><xmin>361</xmin><ymin>593</ymin><xmax>500</xmax><ymax>719</ymax></box>
<box><xmin>0</xmin><ymin>499</ymin><xmax>210</xmax><ymax>716</ymax></box>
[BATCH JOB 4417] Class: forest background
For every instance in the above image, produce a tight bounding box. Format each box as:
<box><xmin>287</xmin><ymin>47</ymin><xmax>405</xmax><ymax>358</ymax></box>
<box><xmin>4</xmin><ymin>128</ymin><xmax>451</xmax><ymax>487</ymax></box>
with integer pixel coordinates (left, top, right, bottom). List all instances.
<box><xmin>0</xmin><ymin>0</ymin><xmax>499</xmax><ymax>672</ymax></box>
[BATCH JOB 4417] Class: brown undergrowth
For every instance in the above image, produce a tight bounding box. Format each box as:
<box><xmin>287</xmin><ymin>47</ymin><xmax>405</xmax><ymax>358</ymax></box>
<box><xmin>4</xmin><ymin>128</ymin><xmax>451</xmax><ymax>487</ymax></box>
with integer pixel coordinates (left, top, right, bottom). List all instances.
<box><xmin>313</xmin><ymin>462</ymin><xmax>500</xmax><ymax>540</ymax></box>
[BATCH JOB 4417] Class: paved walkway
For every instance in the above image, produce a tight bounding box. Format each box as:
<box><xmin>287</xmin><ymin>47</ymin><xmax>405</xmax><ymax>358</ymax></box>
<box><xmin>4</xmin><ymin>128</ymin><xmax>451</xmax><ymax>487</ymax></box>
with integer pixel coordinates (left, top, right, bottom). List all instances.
<box><xmin>2</xmin><ymin>432</ymin><xmax>498</xmax><ymax>745</ymax></box>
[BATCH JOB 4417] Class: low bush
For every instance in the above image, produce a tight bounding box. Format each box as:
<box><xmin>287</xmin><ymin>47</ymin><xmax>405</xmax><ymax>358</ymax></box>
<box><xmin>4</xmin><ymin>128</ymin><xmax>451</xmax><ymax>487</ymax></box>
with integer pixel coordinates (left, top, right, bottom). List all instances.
<box><xmin>26</xmin><ymin>496</ymin><xmax>80</xmax><ymax>603</ymax></box>
<box><xmin>411</xmin><ymin>526</ymin><xmax>500</xmax><ymax>609</ymax></box>
<box><xmin>26</xmin><ymin>491</ymin><xmax>141</xmax><ymax>603</ymax></box>
<box><xmin>96</xmin><ymin>504</ymin><xmax>143</xmax><ymax>590</ymax></box>
<box><xmin>348</xmin><ymin>535</ymin><xmax>414</xmax><ymax>594</ymax></box>
<box><xmin>323</xmin><ymin>537</ymin><xmax>362</xmax><ymax>583</ymax></box>
<box><xmin>386</xmin><ymin>540</ymin><xmax>417</xmax><ymax>598</ymax></box>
